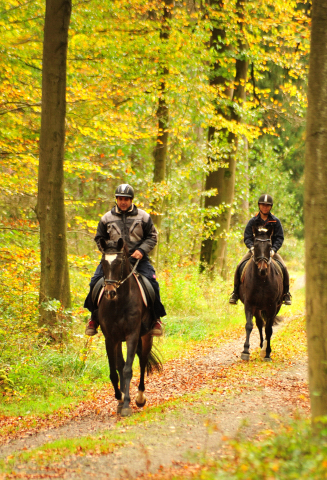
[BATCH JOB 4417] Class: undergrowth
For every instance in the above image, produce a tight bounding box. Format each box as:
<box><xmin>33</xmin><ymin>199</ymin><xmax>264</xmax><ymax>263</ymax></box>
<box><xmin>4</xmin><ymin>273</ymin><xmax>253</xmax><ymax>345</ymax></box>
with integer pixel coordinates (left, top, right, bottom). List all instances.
<box><xmin>200</xmin><ymin>418</ymin><xmax>327</xmax><ymax>480</ymax></box>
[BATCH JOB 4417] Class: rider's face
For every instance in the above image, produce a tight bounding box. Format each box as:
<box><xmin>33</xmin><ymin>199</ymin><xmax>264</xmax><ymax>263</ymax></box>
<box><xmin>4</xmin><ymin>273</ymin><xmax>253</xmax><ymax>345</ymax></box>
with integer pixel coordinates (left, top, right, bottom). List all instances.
<box><xmin>116</xmin><ymin>196</ymin><xmax>133</xmax><ymax>211</ymax></box>
<box><xmin>259</xmin><ymin>203</ymin><xmax>272</xmax><ymax>216</ymax></box>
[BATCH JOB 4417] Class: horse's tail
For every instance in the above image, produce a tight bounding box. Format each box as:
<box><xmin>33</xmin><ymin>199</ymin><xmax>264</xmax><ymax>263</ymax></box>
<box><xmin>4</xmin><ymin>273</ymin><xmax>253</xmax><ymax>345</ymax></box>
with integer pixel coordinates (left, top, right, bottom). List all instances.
<box><xmin>137</xmin><ymin>338</ymin><xmax>163</xmax><ymax>375</ymax></box>
<box><xmin>274</xmin><ymin>315</ymin><xmax>284</xmax><ymax>325</ymax></box>
<box><xmin>261</xmin><ymin>311</ymin><xmax>284</xmax><ymax>326</ymax></box>
<box><xmin>147</xmin><ymin>345</ymin><xmax>163</xmax><ymax>375</ymax></box>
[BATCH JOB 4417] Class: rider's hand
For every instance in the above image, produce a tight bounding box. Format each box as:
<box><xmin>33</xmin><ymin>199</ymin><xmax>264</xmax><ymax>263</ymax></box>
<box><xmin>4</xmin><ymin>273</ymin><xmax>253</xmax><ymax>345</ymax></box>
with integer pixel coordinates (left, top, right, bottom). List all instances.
<box><xmin>250</xmin><ymin>246</ymin><xmax>254</xmax><ymax>255</ymax></box>
<box><xmin>131</xmin><ymin>250</ymin><xmax>143</xmax><ymax>260</ymax></box>
<box><xmin>270</xmin><ymin>249</ymin><xmax>275</xmax><ymax>257</ymax></box>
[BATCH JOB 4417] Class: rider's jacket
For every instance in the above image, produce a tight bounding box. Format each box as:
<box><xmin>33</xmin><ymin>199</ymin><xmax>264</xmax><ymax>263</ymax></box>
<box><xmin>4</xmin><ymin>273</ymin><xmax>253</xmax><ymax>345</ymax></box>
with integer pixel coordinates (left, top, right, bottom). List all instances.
<box><xmin>244</xmin><ymin>212</ymin><xmax>284</xmax><ymax>252</ymax></box>
<box><xmin>94</xmin><ymin>204</ymin><xmax>157</xmax><ymax>259</ymax></box>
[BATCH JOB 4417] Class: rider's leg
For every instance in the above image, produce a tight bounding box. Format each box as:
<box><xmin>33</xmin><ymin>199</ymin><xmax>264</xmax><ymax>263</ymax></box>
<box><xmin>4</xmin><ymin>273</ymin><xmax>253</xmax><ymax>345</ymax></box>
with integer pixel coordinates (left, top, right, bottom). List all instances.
<box><xmin>133</xmin><ymin>259</ymin><xmax>166</xmax><ymax>336</ymax></box>
<box><xmin>229</xmin><ymin>251</ymin><xmax>252</xmax><ymax>304</ymax></box>
<box><xmin>274</xmin><ymin>253</ymin><xmax>292</xmax><ymax>305</ymax></box>
<box><xmin>84</xmin><ymin>263</ymin><xmax>103</xmax><ymax>336</ymax></box>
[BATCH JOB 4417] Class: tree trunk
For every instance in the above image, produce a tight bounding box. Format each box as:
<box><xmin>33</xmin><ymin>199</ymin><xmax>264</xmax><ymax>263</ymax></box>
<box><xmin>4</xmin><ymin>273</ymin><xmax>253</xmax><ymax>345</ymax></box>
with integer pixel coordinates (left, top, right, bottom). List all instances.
<box><xmin>200</xmin><ymin>0</ymin><xmax>248</xmax><ymax>276</ymax></box>
<box><xmin>36</xmin><ymin>0</ymin><xmax>72</xmax><ymax>327</ymax></box>
<box><xmin>152</xmin><ymin>0</ymin><xmax>173</xmax><ymax>229</ymax></box>
<box><xmin>304</xmin><ymin>0</ymin><xmax>327</xmax><ymax>429</ymax></box>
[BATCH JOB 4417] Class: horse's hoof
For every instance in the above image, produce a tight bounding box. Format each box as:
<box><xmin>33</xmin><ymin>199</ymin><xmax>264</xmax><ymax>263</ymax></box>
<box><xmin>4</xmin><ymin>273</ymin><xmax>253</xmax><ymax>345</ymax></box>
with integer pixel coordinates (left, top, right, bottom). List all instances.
<box><xmin>121</xmin><ymin>407</ymin><xmax>133</xmax><ymax>417</ymax></box>
<box><xmin>241</xmin><ymin>353</ymin><xmax>250</xmax><ymax>361</ymax></box>
<box><xmin>117</xmin><ymin>402</ymin><xmax>124</xmax><ymax>414</ymax></box>
<box><xmin>135</xmin><ymin>390</ymin><xmax>146</xmax><ymax>408</ymax></box>
<box><xmin>264</xmin><ymin>357</ymin><xmax>272</xmax><ymax>362</ymax></box>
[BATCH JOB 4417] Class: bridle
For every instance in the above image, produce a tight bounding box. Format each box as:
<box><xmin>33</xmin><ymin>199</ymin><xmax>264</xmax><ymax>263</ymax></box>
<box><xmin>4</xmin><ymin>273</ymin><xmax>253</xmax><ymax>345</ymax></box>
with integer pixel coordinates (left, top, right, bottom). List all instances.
<box><xmin>102</xmin><ymin>251</ymin><xmax>140</xmax><ymax>290</ymax></box>
<box><xmin>252</xmin><ymin>238</ymin><xmax>272</xmax><ymax>266</ymax></box>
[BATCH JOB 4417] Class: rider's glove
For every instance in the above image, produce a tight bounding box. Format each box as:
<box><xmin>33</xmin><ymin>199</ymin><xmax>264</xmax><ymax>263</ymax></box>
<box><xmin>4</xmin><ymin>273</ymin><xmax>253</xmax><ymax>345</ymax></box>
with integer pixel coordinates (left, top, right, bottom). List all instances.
<box><xmin>250</xmin><ymin>246</ymin><xmax>254</xmax><ymax>255</ymax></box>
<box><xmin>270</xmin><ymin>249</ymin><xmax>275</xmax><ymax>257</ymax></box>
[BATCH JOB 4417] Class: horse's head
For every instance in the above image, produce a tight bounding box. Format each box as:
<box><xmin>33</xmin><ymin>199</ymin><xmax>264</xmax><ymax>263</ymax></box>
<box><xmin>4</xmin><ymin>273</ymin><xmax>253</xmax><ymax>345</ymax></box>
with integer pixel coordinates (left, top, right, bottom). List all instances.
<box><xmin>99</xmin><ymin>238</ymin><xmax>128</xmax><ymax>299</ymax></box>
<box><xmin>252</xmin><ymin>222</ymin><xmax>274</xmax><ymax>276</ymax></box>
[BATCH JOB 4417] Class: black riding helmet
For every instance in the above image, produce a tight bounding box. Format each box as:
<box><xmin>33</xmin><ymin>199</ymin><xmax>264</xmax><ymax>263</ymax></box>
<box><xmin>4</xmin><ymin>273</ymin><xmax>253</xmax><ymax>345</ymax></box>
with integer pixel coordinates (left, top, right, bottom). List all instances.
<box><xmin>258</xmin><ymin>194</ymin><xmax>273</xmax><ymax>206</ymax></box>
<box><xmin>115</xmin><ymin>184</ymin><xmax>134</xmax><ymax>199</ymax></box>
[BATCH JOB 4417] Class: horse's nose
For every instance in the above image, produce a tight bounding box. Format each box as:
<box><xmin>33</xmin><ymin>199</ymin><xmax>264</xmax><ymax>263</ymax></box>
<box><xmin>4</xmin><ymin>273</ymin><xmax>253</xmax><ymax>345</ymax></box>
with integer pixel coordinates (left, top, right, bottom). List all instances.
<box><xmin>110</xmin><ymin>290</ymin><xmax>117</xmax><ymax>299</ymax></box>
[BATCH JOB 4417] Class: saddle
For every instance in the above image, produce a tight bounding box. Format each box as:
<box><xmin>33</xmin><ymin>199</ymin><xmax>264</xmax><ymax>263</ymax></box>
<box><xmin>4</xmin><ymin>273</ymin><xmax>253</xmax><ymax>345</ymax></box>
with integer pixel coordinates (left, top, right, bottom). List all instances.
<box><xmin>240</xmin><ymin>258</ymin><xmax>284</xmax><ymax>283</ymax></box>
<box><xmin>91</xmin><ymin>273</ymin><xmax>156</xmax><ymax>314</ymax></box>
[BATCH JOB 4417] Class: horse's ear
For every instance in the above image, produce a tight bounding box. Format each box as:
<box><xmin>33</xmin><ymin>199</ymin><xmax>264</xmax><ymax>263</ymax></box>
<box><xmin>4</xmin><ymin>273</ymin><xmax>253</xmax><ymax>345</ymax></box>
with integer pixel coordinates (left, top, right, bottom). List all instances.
<box><xmin>117</xmin><ymin>238</ymin><xmax>124</xmax><ymax>251</ymax></box>
<box><xmin>99</xmin><ymin>238</ymin><xmax>107</xmax><ymax>252</ymax></box>
<box><xmin>252</xmin><ymin>225</ymin><xmax>257</xmax><ymax>237</ymax></box>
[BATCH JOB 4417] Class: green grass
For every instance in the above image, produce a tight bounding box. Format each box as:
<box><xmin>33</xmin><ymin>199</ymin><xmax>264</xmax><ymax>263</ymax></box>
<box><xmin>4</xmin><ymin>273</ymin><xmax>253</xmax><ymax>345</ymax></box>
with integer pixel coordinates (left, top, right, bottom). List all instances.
<box><xmin>0</xmin><ymin>430</ymin><xmax>127</xmax><ymax>473</ymax></box>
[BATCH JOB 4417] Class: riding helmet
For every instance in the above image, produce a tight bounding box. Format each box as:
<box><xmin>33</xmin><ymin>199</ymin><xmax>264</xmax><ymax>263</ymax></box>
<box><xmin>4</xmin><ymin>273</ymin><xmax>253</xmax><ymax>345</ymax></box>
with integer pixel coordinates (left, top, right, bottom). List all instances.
<box><xmin>258</xmin><ymin>194</ymin><xmax>273</xmax><ymax>206</ymax></box>
<box><xmin>115</xmin><ymin>184</ymin><xmax>134</xmax><ymax>199</ymax></box>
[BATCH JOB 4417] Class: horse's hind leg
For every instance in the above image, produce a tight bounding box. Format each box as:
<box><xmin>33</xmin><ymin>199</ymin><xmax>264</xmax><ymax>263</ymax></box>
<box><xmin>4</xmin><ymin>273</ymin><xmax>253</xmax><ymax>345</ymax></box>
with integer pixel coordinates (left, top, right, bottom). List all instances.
<box><xmin>254</xmin><ymin>311</ymin><xmax>264</xmax><ymax>349</ymax></box>
<box><xmin>263</xmin><ymin>323</ymin><xmax>273</xmax><ymax>362</ymax></box>
<box><xmin>135</xmin><ymin>333</ymin><xmax>153</xmax><ymax>408</ymax></box>
<box><xmin>241</xmin><ymin>308</ymin><xmax>253</xmax><ymax>361</ymax></box>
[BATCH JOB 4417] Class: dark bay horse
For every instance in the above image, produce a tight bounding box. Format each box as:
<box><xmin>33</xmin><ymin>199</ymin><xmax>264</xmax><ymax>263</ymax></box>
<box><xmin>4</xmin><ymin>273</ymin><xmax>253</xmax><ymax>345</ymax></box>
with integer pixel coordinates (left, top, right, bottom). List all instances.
<box><xmin>239</xmin><ymin>222</ymin><xmax>284</xmax><ymax>361</ymax></box>
<box><xmin>97</xmin><ymin>237</ymin><xmax>161</xmax><ymax>416</ymax></box>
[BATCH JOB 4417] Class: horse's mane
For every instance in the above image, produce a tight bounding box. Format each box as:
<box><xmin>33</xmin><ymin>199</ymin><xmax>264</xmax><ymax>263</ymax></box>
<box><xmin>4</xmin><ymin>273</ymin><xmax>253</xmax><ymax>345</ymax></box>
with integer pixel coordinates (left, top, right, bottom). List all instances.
<box><xmin>103</xmin><ymin>239</ymin><xmax>129</xmax><ymax>256</ymax></box>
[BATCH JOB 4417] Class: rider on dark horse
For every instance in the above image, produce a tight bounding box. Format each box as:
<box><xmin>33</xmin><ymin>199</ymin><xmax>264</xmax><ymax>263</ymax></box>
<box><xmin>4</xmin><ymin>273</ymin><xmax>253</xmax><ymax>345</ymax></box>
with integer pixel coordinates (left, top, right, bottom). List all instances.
<box><xmin>229</xmin><ymin>194</ymin><xmax>292</xmax><ymax>305</ymax></box>
<box><xmin>84</xmin><ymin>184</ymin><xmax>166</xmax><ymax>336</ymax></box>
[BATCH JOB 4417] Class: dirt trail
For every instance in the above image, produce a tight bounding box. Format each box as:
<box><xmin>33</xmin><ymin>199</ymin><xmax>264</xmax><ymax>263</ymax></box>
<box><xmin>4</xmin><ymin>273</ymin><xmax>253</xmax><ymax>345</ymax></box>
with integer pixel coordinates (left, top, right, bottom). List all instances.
<box><xmin>0</xmin><ymin>312</ymin><xmax>309</xmax><ymax>479</ymax></box>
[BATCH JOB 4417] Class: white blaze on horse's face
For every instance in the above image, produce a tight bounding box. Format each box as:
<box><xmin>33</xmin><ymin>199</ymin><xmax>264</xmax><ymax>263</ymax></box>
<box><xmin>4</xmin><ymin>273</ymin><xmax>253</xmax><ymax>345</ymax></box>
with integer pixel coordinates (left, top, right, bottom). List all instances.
<box><xmin>105</xmin><ymin>254</ymin><xmax>118</xmax><ymax>264</ymax></box>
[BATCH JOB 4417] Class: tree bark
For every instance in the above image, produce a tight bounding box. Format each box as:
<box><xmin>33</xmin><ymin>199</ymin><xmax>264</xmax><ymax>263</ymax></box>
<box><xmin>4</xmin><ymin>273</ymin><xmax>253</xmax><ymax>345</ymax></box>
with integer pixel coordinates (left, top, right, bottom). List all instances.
<box><xmin>200</xmin><ymin>0</ymin><xmax>248</xmax><ymax>276</ymax></box>
<box><xmin>36</xmin><ymin>0</ymin><xmax>72</xmax><ymax>327</ymax></box>
<box><xmin>304</xmin><ymin>0</ymin><xmax>327</xmax><ymax>429</ymax></box>
<box><xmin>152</xmin><ymin>0</ymin><xmax>173</xmax><ymax>233</ymax></box>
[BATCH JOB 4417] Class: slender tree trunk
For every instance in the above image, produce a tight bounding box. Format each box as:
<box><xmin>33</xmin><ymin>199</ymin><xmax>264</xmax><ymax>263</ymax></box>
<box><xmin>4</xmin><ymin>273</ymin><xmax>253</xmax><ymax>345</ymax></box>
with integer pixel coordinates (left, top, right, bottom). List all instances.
<box><xmin>152</xmin><ymin>0</ymin><xmax>173</xmax><ymax>232</ymax></box>
<box><xmin>305</xmin><ymin>0</ymin><xmax>327</xmax><ymax>429</ymax></box>
<box><xmin>200</xmin><ymin>0</ymin><xmax>248</xmax><ymax>276</ymax></box>
<box><xmin>36</xmin><ymin>0</ymin><xmax>72</xmax><ymax>327</ymax></box>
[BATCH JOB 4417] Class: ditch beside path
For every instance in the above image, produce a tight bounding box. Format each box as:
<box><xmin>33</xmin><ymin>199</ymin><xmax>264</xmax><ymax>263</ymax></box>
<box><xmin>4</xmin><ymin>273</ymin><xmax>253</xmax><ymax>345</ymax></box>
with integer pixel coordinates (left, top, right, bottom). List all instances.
<box><xmin>0</xmin><ymin>309</ymin><xmax>309</xmax><ymax>479</ymax></box>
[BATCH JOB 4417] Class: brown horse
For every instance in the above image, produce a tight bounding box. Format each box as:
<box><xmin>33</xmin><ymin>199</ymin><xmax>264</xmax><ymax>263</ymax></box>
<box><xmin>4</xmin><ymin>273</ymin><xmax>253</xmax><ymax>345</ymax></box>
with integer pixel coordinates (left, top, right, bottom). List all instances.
<box><xmin>239</xmin><ymin>221</ymin><xmax>284</xmax><ymax>361</ymax></box>
<box><xmin>97</xmin><ymin>238</ymin><xmax>161</xmax><ymax>416</ymax></box>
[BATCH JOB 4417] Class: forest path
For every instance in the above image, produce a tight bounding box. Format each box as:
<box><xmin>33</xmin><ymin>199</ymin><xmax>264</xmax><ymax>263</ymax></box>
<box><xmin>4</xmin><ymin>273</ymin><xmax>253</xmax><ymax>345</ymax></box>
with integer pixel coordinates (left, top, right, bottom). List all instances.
<box><xmin>0</xmin><ymin>306</ymin><xmax>309</xmax><ymax>479</ymax></box>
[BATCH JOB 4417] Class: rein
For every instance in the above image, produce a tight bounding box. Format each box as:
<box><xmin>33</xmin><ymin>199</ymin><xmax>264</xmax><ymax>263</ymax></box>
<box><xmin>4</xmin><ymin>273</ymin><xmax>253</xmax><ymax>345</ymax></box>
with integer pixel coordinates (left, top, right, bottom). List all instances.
<box><xmin>103</xmin><ymin>252</ymin><xmax>140</xmax><ymax>289</ymax></box>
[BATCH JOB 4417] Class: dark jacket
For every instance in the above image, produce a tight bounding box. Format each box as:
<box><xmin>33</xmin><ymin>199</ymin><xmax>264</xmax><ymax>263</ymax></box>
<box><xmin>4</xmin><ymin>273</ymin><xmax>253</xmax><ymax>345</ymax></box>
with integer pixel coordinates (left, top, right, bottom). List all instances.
<box><xmin>94</xmin><ymin>204</ymin><xmax>157</xmax><ymax>259</ymax></box>
<box><xmin>244</xmin><ymin>212</ymin><xmax>284</xmax><ymax>252</ymax></box>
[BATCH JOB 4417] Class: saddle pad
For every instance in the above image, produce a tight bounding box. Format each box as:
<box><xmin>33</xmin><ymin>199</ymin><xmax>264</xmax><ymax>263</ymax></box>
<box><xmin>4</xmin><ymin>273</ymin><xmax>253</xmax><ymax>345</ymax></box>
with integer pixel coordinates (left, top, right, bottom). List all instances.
<box><xmin>92</xmin><ymin>277</ymin><xmax>105</xmax><ymax>304</ymax></box>
<box><xmin>133</xmin><ymin>273</ymin><xmax>148</xmax><ymax>307</ymax></box>
<box><xmin>272</xmin><ymin>258</ymin><xmax>284</xmax><ymax>280</ymax></box>
<box><xmin>240</xmin><ymin>260</ymin><xmax>251</xmax><ymax>283</ymax></box>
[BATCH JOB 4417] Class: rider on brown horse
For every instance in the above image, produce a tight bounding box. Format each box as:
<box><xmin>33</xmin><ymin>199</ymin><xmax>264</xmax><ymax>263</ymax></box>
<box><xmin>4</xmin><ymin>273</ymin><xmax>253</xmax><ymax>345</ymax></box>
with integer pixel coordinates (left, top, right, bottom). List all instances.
<box><xmin>229</xmin><ymin>194</ymin><xmax>292</xmax><ymax>305</ymax></box>
<box><xmin>84</xmin><ymin>184</ymin><xmax>166</xmax><ymax>336</ymax></box>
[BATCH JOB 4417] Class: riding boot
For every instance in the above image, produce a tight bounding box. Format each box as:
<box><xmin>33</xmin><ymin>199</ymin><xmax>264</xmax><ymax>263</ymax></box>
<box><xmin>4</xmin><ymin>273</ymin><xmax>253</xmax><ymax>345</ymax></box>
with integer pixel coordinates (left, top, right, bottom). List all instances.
<box><xmin>282</xmin><ymin>265</ymin><xmax>292</xmax><ymax>305</ymax></box>
<box><xmin>283</xmin><ymin>285</ymin><xmax>292</xmax><ymax>305</ymax></box>
<box><xmin>152</xmin><ymin>319</ymin><xmax>163</xmax><ymax>337</ymax></box>
<box><xmin>229</xmin><ymin>267</ymin><xmax>240</xmax><ymax>304</ymax></box>
<box><xmin>85</xmin><ymin>309</ymin><xmax>99</xmax><ymax>336</ymax></box>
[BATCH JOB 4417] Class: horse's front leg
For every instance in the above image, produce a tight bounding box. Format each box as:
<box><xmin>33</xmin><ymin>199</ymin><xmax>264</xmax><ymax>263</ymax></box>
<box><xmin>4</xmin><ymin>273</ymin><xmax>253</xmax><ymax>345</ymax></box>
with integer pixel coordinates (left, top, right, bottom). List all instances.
<box><xmin>241</xmin><ymin>307</ymin><xmax>253</xmax><ymax>361</ymax></box>
<box><xmin>105</xmin><ymin>339</ymin><xmax>121</xmax><ymax>408</ymax></box>
<box><xmin>116</xmin><ymin>342</ymin><xmax>125</xmax><ymax>414</ymax></box>
<box><xmin>135</xmin><ymin>333</ymin><xmax>153</xmax><ymax>408</ymax></box>
<box><xmin>121</xmin><ymin>333</ymin><xmax>139</xmax><ymax>417</ymax></box>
